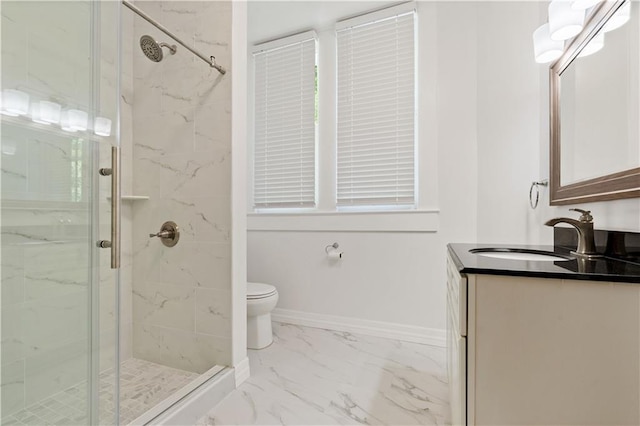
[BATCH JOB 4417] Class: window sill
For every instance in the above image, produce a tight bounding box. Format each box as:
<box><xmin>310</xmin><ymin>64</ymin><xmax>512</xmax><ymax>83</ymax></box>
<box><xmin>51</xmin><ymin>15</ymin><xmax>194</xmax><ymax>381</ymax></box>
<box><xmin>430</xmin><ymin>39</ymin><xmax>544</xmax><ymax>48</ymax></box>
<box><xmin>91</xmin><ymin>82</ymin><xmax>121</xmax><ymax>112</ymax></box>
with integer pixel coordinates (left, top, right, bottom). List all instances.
<box><xmin>247</xmin><ymin>209</ymin><xmax>439</xmax><ymax>232</ymax></box>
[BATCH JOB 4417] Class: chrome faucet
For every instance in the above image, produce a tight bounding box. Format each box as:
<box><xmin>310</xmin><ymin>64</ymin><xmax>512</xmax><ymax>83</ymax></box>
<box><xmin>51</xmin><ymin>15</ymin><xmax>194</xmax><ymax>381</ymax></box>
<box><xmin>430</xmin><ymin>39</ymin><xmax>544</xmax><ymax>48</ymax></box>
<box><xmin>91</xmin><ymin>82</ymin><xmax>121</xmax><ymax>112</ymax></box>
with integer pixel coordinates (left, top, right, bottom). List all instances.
<box><xmin>545</xmin><ymin>208</ymin><xmax>601</xmax><ymax>258</ymax></box>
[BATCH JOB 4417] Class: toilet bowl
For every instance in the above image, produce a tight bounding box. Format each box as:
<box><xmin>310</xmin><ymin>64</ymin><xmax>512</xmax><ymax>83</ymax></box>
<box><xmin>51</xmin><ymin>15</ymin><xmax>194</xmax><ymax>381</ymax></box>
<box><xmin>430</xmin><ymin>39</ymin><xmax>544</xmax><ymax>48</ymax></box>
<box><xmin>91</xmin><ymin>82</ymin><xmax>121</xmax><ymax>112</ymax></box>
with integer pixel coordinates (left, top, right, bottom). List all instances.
<box><xmin>247</xmin><ymin>282</ymin><xmax>278</xmax><ymax>349</ymax></box>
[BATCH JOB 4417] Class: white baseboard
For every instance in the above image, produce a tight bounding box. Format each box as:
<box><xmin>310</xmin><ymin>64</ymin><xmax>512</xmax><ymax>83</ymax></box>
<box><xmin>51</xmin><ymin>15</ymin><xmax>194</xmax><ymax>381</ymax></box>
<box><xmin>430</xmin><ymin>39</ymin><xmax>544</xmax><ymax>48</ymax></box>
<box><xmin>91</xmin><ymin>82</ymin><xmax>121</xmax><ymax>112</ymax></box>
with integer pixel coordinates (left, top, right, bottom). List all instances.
<box><xmin>234</xmin><ymin>357</ymin><xmax>251</xmax><ymax>387</ymax></box>
<box><xmin>272</xmin><ymin>308</ymin><xmax>446</xmax><ymax>347</ymax></box>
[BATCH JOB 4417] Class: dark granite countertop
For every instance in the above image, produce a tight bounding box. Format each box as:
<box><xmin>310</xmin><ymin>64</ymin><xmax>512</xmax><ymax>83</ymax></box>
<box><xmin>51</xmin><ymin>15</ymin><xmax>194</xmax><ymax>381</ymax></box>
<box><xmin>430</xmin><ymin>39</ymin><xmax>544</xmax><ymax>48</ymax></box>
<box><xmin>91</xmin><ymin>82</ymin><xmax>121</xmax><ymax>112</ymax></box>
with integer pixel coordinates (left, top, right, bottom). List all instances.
<box><xmin>448</xmin><ymin>243</ymin><xmax>640</xmax><ymax>283</ymax></box>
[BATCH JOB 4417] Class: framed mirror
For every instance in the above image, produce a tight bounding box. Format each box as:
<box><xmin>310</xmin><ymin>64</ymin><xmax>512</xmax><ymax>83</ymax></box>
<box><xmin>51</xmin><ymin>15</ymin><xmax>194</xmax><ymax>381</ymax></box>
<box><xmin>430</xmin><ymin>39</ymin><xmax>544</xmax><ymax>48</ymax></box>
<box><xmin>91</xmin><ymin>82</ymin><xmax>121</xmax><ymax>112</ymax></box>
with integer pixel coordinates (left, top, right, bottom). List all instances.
<box><xmin>550</xmin><ymin>0</ymin><xmax>640</xmax><ymax>205</ymax></box>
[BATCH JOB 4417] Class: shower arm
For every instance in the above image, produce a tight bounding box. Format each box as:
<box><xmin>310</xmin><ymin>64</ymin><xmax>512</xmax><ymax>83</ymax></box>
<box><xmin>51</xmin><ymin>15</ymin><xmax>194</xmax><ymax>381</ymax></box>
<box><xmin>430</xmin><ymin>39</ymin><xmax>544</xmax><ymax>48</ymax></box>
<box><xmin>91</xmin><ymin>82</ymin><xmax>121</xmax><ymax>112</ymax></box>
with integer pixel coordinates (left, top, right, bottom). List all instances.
<box><xmin>122</xmin><ymin>0</ymin><xmax>226</xmax><ymax>75</ymax></box>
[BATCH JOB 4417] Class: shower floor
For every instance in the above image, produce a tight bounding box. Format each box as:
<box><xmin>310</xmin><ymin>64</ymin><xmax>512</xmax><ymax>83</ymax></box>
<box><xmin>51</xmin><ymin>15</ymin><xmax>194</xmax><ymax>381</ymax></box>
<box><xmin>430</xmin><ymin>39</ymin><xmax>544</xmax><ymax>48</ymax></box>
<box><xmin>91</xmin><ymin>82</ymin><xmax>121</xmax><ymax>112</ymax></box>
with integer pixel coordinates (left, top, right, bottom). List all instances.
<box><xmin>116</xmin><ymin>358</ymin><xmax>200</xmax><ymax>424</ymax></box>
<box><xmin>1</xmin><ymin>358</ymin><xmax>199</xmax><ymax>426</ymax></box>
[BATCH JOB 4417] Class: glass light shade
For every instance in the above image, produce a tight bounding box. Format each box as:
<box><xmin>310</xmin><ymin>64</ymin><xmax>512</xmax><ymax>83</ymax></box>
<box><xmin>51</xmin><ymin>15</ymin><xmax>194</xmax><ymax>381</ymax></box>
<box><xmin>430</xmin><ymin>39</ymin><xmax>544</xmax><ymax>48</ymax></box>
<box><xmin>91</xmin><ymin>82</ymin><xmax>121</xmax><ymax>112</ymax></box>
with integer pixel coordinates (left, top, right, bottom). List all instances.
<box><xmin>1</xmin><ymin>139</ymin><xmax>17</xmax><ymax>156</ymax></box>
<box><xmin>571</xmin><ymin>0</ymin><xmax>601</xmax><ymax>10</ymax></box>
<box><xmin>39</xmin><ymin>101</ymin><xmax>62</xmax><ymax>124</ymax></box>
<box><xmin>31</xmin><ymin>101</ymin><xmax>62</xmax><ymax>125</ymax></box>
<box><xmin>94</xmin><ymin>117</ymin><xmax>112</xmax><ymax>136</ymax></box>
<box><xmin>578</xmin><ymin>32</ymin><xmax>605</xmax><ymax>57</ymax></box>
<box><xmin>533</xmin><ymin>24</ymin><xmax>564</xmax><ymax>63</ymax></box>
<box><xmin>1</xmin><ymin>89</ymin><xmax>30</xmax><ymax>116</ymax></box>
<box><xmin>63</xmin><ymin>109</ymin><xmax>88</xmax><ymax>131</ymax></box>
<box><xmin>549</xmin><ymin>0</ymin><xmax>585</xmax><ymax>41</ymax></box>
<box><xmin>60</xmin><ymin>111</ymin><xmax>78</xmax><ymax>132</ymax></box>
<box><xmin>30</xmin><ymin>103</ymin><xmax>48</xmax><ymax>124</ymax></box>
<box><xmin>602</xmin><ymin>1</ymin><xmax>631</xmax><ymax>33</ymax></box>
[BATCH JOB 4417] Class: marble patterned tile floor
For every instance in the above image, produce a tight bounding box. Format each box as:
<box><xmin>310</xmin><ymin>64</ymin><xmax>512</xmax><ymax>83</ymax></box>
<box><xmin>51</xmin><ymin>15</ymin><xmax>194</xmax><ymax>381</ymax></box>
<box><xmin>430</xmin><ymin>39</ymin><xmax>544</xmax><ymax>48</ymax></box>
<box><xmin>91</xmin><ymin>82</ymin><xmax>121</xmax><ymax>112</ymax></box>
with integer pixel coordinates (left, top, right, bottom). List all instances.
<box><xmin>197</xmin><ymin>323</ymin><xmax>449</xmax><ymax>425</ymax></box>
<box><xmin>1</xmin><ymin>358</ymin><xmax>199</xmax><ymax>426</ymax></box>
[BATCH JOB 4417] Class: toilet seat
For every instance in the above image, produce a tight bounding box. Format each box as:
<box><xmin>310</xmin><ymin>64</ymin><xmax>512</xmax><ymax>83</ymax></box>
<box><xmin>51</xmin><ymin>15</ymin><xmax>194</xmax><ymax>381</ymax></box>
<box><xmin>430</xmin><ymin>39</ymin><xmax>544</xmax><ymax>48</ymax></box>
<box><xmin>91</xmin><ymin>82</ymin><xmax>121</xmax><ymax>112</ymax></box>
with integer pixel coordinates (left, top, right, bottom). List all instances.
<box><xmin>247</xmin><ymin>282</ymin><xmax>277</xmax><ymax>300</ymax></box>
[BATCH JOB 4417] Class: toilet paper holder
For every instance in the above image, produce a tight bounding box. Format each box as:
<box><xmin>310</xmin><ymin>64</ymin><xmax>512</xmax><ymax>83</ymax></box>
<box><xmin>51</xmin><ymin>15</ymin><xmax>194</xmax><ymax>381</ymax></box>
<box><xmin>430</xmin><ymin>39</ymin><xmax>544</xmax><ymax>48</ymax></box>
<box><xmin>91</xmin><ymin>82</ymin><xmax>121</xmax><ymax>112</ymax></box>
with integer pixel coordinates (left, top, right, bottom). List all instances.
<box><xmin>325</xmin><ymin>242</ymin><xmax>344</xmax><ymax>259</ymax></box>
<box><xmin>325</xmin><ymin>242</ymin><xmax>339</xmax><ymax>253</ymax></box>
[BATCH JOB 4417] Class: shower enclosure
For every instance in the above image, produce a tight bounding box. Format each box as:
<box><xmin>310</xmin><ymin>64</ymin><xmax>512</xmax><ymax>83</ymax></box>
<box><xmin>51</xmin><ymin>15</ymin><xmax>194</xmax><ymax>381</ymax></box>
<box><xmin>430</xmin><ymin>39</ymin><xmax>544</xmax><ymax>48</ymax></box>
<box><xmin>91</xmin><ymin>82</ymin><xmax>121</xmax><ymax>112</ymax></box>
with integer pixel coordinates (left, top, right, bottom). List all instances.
<box><xmin>1</xmin><ymin>1</ymin><xmax>235</xmax><ymax>424</ymax></box>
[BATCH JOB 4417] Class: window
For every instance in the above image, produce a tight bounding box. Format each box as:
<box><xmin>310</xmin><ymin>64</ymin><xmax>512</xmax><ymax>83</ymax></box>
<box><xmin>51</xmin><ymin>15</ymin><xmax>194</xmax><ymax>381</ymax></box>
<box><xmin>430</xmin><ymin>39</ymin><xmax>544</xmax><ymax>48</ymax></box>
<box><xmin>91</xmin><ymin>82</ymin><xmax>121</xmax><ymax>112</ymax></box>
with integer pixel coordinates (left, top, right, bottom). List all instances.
<box><xmin>252</xmin><ymin>32</ymin><xmax>317</xmax><ymax>208</ymax></box>
<box><xmin>336</xmin><ymin>9</ymin><xmax>416</xmax><ymax>208</ymax></box>
<box><xmin>250</xmin><ymin>4</ymin><xmax>418</xmax><ymax>214</ymax></box>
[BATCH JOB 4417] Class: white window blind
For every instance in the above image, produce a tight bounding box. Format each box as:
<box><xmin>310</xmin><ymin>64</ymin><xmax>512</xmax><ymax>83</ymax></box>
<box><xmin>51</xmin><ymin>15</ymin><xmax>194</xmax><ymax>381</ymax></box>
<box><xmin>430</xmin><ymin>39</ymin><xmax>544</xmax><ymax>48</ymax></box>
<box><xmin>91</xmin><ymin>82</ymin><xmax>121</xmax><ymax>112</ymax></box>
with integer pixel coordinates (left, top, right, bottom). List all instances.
<box><xmin>253</xmin><ymin>33</ymin><xmax>317</xmax><ymax>208</ymax></box>
<box><xmin>336</xmin><ymin>9</ymin><xmax>416</xmax><ymax>207</ymax></box>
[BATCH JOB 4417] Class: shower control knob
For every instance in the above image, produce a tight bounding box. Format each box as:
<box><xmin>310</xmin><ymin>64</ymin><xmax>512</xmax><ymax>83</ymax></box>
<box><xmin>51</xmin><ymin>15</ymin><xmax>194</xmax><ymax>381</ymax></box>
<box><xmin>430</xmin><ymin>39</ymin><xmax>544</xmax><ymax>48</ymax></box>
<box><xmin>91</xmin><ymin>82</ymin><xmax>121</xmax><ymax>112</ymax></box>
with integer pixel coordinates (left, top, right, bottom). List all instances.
<box><xmin>149</xmin><ymin>221</ymin><xmax>180</xmax><ymax>247</ymax></box>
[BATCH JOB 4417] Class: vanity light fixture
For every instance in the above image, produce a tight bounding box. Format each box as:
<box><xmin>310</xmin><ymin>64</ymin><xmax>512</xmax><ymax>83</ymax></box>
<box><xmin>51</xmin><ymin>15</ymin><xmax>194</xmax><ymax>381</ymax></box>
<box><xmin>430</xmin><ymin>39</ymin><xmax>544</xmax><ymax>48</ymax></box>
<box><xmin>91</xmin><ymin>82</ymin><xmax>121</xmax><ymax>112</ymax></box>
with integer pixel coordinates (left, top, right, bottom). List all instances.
<box><xmin>549</xmin><ymin>0</ymin><xmax>585</xmax><ymax>40</ymax></box>
<box><xmin>602</xmin><ymin>0</ymin><xmax>630</xmax><ymax>32</ymax></box>
<box><xmin>1</xmin><ymin>89</ymin><xmax>30</xmax><ymax>117</ymax></box>
<box><xmin>30</xmin><ymin>100</ymin><xmax>62</xmax><ymax>125</ymax></box>
<box><xmin>571</xmin><ymin>0</ymin><xmax>601</xmax><ymax>10</ymax></box>
<box><xmin>533</xmin><ymin>23</ymin><xmax>564</xmax><ymax>63</ymax></box>
<box><xmin>94</xmin><ymin>117</ymin><xmax>112</xmax><ymax>137</ymax></box>
<box><xmin>577</xmin><ymin>31</ymin><xmax>605</xmax><ymax>57</ymax></box>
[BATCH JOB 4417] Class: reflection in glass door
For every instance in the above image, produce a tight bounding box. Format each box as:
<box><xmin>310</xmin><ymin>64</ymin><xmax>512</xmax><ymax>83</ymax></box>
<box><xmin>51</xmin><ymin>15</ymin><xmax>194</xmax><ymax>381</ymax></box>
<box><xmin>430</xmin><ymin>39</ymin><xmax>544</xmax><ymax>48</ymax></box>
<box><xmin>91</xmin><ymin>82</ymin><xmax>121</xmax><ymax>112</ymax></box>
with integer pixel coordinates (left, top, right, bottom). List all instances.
<box><xmin>1</xmin><ymin>1</ymin><xmax>120</xmax><ymax>425</ymax></box>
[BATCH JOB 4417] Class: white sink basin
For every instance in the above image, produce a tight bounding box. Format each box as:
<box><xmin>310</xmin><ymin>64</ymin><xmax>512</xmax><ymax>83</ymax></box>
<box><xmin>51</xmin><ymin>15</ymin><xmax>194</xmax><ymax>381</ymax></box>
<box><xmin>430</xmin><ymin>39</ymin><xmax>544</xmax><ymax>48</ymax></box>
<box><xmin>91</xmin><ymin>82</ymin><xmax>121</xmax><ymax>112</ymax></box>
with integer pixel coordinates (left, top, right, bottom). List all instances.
<box><xmin>470</xmin><ymin>248</ymin><xmax>571</xmax><ymax>262</ymax></box>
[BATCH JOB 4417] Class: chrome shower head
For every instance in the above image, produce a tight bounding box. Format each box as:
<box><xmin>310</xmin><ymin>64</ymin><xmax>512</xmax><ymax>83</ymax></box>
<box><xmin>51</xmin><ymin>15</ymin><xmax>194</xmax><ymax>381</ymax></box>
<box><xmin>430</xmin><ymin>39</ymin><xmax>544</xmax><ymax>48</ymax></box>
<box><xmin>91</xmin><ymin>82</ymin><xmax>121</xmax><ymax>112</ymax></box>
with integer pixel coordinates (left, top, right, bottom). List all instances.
<box><xmin>139</xmin><ymin>35</ymin><xmax>176</xmax><ymax>63</ymax></box>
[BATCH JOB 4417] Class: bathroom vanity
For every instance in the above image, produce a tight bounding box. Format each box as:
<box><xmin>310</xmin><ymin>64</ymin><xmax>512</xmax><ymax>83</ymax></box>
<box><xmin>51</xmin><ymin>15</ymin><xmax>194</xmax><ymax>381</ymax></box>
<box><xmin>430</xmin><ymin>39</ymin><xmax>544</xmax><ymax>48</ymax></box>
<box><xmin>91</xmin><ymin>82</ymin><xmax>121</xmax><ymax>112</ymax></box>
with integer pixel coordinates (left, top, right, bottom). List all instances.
<box><xmin>447</xmin><ymin>243</ymin><xmax>640</xmax><ymax>426</ymax></box>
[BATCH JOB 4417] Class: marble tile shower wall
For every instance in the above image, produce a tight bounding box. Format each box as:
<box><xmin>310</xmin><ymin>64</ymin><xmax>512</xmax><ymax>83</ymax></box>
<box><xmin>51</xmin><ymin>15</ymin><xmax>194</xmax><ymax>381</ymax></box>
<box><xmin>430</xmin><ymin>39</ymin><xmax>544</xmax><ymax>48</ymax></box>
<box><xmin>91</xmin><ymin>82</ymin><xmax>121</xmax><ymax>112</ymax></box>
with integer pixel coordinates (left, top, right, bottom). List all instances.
<box><xmin>1</xmin><ymin>1</ymin><xmax>127</xmax><ymax>418</ymax></box>
<box><xmin>130</xmin><ymin>1</ymin><xmax>232</xmax><ymax>373</ymax></box>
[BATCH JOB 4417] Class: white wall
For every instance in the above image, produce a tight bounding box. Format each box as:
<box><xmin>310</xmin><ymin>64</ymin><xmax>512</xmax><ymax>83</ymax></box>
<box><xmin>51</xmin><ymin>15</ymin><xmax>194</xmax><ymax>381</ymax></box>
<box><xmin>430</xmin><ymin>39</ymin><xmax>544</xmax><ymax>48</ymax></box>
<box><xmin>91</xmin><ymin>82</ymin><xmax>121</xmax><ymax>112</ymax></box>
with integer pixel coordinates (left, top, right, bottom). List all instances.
<box><xmin>247</xmin><ymin>1</ymin><xmax>640</xmax><ymax>341</ymax></box>
<box><xmin>475</xmin><ymin>2</ymin><xmax>545</xmax><ymax>246</ymax></box>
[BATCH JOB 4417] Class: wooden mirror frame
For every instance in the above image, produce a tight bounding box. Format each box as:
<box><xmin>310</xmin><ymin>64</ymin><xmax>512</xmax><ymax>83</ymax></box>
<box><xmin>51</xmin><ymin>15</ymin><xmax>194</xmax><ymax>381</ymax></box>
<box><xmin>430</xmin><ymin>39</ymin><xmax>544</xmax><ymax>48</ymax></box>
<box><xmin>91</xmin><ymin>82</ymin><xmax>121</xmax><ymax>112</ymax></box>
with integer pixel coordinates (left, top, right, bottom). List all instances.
<box><xmin>550</xmin><ymin>0</ymin><xmax>640</xmax><ymax>205</ymax></box>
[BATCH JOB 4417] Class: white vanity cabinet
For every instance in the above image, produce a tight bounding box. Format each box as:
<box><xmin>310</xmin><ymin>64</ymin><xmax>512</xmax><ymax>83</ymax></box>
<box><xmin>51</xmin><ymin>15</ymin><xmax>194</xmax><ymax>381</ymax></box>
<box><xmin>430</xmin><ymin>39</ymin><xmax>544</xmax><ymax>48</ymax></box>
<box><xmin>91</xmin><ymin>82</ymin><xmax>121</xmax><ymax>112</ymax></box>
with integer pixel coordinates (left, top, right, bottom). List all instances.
<box><xmin>447</xmin><ymin>251</ymin><xmax>640</xmax><ymax>426</ymax></box>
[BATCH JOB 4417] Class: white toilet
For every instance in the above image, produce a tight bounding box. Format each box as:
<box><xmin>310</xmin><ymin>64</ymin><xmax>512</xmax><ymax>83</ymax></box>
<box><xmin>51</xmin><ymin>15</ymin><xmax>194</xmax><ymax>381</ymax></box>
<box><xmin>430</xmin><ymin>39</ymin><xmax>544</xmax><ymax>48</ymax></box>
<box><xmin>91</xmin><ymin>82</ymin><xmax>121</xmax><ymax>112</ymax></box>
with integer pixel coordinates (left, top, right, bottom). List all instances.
<box><xmin>247</xmin><ymin>282</ymin><xmax>279</xmax><ymax>349</ymax></box>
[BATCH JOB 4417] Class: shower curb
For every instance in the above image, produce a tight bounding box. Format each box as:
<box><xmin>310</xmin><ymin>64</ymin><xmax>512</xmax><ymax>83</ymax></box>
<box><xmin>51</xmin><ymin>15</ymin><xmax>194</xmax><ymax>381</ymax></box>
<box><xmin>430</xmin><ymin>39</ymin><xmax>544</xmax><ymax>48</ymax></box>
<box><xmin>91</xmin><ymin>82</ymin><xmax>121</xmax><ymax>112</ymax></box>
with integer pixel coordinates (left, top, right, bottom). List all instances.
<box><xmin>129</xmin><ymin>367</ymin><xmax>234</xmax><ymax>426</ymax></box>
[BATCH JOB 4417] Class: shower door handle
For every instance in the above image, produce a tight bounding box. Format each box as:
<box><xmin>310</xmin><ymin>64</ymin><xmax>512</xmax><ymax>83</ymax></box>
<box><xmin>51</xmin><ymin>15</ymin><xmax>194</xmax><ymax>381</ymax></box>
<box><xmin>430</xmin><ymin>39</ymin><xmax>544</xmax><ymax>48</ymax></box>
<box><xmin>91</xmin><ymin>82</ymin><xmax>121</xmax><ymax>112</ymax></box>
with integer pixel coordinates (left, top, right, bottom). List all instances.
<box><xmin>98</xmin><ymin>146</ymin><xmax>121</xmax><ymax>269</ymax></box>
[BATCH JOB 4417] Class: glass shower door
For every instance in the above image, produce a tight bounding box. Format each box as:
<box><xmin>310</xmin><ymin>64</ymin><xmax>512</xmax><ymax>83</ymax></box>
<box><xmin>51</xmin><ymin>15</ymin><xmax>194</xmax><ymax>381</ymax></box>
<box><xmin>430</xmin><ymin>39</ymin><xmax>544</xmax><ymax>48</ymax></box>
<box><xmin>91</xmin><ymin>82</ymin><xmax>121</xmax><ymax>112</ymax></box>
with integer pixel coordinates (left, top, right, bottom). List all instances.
<box><xmin>0</xmin><ymin>1</ymin><xmax>120</xmax><ymax>425</ymax></box>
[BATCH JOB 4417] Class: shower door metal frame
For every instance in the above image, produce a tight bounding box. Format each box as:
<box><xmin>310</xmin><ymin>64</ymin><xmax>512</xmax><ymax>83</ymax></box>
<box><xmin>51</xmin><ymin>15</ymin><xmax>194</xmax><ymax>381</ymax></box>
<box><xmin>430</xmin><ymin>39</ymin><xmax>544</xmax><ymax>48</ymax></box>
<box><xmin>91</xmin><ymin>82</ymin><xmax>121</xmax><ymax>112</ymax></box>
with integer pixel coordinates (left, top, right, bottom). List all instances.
<box><xmin>89</xmin><ymin>0</ymin><xmax>122</xmax><ymax>424</ymax></box>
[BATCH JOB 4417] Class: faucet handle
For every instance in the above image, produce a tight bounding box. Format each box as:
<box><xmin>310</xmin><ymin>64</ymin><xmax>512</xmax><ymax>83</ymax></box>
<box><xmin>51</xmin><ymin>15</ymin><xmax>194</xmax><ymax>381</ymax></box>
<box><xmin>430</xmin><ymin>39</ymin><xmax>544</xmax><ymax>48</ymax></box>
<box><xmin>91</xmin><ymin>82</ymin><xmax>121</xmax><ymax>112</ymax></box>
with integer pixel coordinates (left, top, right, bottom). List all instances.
<box><xmin>570</xmin><ymin>208</ymin><xmax>593</xmax><ymax>223</ymax></box>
